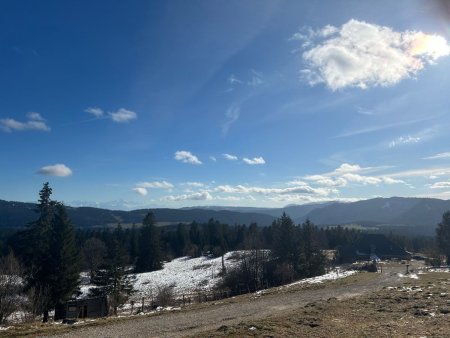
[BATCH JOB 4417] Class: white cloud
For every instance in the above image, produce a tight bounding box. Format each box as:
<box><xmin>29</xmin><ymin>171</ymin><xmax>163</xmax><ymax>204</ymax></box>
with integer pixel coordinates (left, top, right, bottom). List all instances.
<box><xmin>243</xmin><ymin>157</ymin><xmax>266</xmax><ymax>165</ymax></box>
<box><xmin>133</xmin><ymin>187</ymin><xmax>148</xmax><ymax>196</ymax></box>
<box><xmin>247</xmin><ymin>69</ymin><xmax>264</xmax><ymax>86</ymax></box>
<box><xmin>184</xmin><ymin>182</ymin><xmax>205</xmax><ymax>187</ymax></box>
<box><xmin>209</xmin><ymin>156</ymin><xmax>217</xmax><ymax>162</ymax></box>
<box><xmin>424</xmin><ymin>152</ymin><xmax>450</xmax><ymax>160</ymax></box>
<box><xmin>164</xmin><ymin>191</ymin><xmax>213</xmax><ymax>201</ymax></box>
<box><xmin>228</xmin><ymin>74</ymin><xmax>243</xmax><ymax>85</ymax></box>
<box><xmin>174</xmin><ymin>151</ymin><xmax>202</xmax><ymax>165</ymax></box>
<box><xmin>109</xmin><ymin>108</ymin><xmax>137</xmax><ymax>123</ymax></box>
<box><xmin>134</xmin><ymin>180</ymin><xmax>174</xmax><ymax>197</ymax></box>
<box><xmin>223</xmin><ymin>153</ymin><xmax>238</xmax><ymax>161</ymax></box>
<box><xmin>222</xmin><ymin>104</ymin><xmax>240</xmax><ymax>135</ymax></box>
<box><xmin>430</xmin><ymin>181</ymin><xmax>450</xmax><ymax>189</ymax></box>
<box><xmin>27</xmin><ymin>112</ymin><xmax>45</xmax><ymax>121</ymax></box>
<box><xmin>298</xmin><ymin>19</ymin><xmax>450</xmax><ymax>90</ymax></box>
<box><xmin>334</xmin><ymin>163</ymin><xmax>363</xmax><ymax>174</ymax></box>
<box><xmin>37</xmin><ymin>164</ymin><xmax>72</xmax><ymax>177</ymax></box>
<box><xmin>1</xmin><ymin>113</ymin><xmax>51</xmax><ymax>132</ymax></box>
<box><xmin>85</xmin><ymin>107</ymin><xmax>104</xmax><ymax>117</ymax></box>
<box><xmin>215</xmin><ymin>184</ymin><xmax>333</xmax><ymax>197</ymax></box>
<box><xmin>303</xmin><ymin>163</ymin><xmax>409</xmax><ymax>188</ymax></box>
<box><xmin>137</xmin><ymin>181</ymin><xmax>174</xmax><ymax>189</ymax></box>
<box><xmin>389</xmin><ymin>135</ymin><xmax>422</xmax><ymax>148</ymax></box>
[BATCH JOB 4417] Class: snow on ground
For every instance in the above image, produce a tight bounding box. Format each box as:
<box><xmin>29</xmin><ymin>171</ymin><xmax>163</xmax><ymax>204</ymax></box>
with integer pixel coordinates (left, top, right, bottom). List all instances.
<box><xmin>133</xmin><ymin>252</ymin><xmax>240</xmax><ymax>297</ymax></box>
<box><xmin>397</xmin><ymin>273</ymin><xmax>419</xmax><ymax>279</ymax></box>
<box><xmin>79</xmin><ymin>251</ymin><xmax>357</xmax><ymax>301</ymax></box>
<box><xmin>283</xmin><ymin>269</ymin><xmax>358</xmax><ymax>288</ymax></box>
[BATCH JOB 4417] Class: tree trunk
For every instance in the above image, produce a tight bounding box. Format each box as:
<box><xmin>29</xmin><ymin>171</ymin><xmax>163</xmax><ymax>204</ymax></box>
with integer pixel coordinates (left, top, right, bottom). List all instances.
<box><xmin>43</xmin><ymin>309</ymin><xmax>49</xmax><ymax>323</ymax></box>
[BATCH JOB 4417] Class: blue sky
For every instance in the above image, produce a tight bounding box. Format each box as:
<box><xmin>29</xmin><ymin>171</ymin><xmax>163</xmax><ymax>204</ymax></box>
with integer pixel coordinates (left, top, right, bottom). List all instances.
<box><xmin>1</xmin><ymin>0</ymin><xmax>450</xmax><ymax>209</ymax></box>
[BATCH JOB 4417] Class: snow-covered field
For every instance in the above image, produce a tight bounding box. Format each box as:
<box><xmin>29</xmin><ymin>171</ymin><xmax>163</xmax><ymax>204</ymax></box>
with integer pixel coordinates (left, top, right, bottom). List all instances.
<box><xmin>133</xmin><ymin>252</ymin><xmax>240</xmax><ymax>297</ymax></box>
<box><xmin>80</xmin><ymin>251</ymin><xmax>358</xmax><ymax>302</ymax></box>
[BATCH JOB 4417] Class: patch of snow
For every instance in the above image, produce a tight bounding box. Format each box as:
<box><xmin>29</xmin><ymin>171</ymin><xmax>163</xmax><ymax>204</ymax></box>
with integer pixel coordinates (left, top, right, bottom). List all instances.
<box><xmin>283</xmin><ymin>269</ymin><xmax>358</xmax><ymax>288</ymax></box>
<box><xmin>397</xmin><ymin>273</ymin><xmax>419</xmax><ymax>279</ymax></box>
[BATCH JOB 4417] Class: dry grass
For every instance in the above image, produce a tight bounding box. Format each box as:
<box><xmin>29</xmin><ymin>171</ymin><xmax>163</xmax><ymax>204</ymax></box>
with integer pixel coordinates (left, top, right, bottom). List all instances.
<box><xmin>195</xmin><ymin>271</ymin><xmax>450</xmax><ymax>337</ymax></box>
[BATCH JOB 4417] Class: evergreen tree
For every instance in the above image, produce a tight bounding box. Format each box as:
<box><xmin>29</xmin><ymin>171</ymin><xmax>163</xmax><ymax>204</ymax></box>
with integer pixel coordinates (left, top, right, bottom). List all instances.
<box><xmin>90</xmin><ymin>226</ymin><xmax>135</xmax><ymax>315</ymax></box>
<box><xmin>135</xmin><ymin>213</ymin><xmax>162</xmax><ymax>273</ymax></box>
<box><xmin>48</xmin><ymin>203</ymin><xmax>81</xmax><ymax>307</ymax></box>
<box><xmin>300</xmin><ymin>219</ymin><xmax>325</xmax><ymax>277</ymax></box>
<box><xmin>271</xmin><ymin>213</ymin><xmax>298</xmax><ymax>265</ymax></box>
<box><xmin>22</xmin><ymin>183</ymin><xmax>80</xmax><ymax>322</ymax></box>
<box><xmin>436</xmin><ymin>211</ymin><xmax>450</xmax><ymax>262</ymax></box>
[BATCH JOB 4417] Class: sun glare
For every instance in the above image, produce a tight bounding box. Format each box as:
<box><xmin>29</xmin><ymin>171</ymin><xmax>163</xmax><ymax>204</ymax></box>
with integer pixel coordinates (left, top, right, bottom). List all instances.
<box><xmin>410</xmin><ymin>33</ymin><xmax>450</xmax><ymax>59</ymax></box>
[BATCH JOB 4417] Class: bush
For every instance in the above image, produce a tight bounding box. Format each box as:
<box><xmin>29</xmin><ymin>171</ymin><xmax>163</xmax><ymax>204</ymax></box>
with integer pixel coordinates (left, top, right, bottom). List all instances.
<box><xmin>155</xmin><ymin>286</ymin><xmax>176</xmax><ymax>307</ymax></box>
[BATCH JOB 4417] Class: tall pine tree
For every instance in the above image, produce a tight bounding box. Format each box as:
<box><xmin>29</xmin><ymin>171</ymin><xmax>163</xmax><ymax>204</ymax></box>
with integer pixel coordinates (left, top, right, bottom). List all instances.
<box><xmin>23</xmin><ymin>183</ymin><xmax>80</xmax><ymax>322</ymax></box>
<box><xmin>135</xmin><ymin>212</ymin><xmax>162</xmax><ymax>273</ymax></box>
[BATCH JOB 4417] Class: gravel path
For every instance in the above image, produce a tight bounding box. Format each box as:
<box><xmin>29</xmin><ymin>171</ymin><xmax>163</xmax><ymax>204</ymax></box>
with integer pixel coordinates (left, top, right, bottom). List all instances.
<box><xmin>43</xmin><ymin>264</ymin><xmax>411</xmax><ymax>338</ymax></box>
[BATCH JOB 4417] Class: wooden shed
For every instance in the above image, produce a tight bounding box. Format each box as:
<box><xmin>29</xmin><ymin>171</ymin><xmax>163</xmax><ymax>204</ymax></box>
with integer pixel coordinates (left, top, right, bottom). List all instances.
<box><xmin>55</xmin><ymin>296</ymin><xmax>108</xmax><ymax>320</ymax></box>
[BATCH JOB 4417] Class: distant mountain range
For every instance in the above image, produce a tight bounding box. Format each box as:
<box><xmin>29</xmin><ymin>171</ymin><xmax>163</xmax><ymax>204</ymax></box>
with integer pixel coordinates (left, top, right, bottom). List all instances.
<box><xmin>1</xmin><ymin>197</ymin><xmax>449</xmax><ymax>235</ymax></box>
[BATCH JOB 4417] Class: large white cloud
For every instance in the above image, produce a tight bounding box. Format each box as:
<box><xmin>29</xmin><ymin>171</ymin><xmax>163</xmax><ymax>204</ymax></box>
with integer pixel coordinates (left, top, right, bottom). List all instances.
<box><xmin>174</xmin><ymin>151</ymin><xmax>202</xmax><ymax>165</ymax></box>
<box><xmin>297</xmin><ymin>19</ymin><xmax>450</xmax><ymax>90</ymax></box>
<box><xmin>1</xmin><ymin>112</ymin><xmax>51</xmax><ymax>132</ymax></box>
<box><xmin>37</xmin><ymin>164</ymin><xmax>72</xmax><ymax>177</ymax></box>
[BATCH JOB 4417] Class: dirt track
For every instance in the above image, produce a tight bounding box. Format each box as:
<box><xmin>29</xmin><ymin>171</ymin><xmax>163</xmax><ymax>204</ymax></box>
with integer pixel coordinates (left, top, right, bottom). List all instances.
<box><xmin>43</xmin><ymin>263</ymin><xmax>413</xmax><ymax>338</ymax></box>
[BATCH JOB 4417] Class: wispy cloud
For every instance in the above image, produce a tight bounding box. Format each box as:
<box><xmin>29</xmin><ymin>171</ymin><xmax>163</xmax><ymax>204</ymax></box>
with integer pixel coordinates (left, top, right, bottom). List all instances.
<box><xmin>243</xmin><ymin>157</ymin><xmax>266</xmax><ymax>165</ymax></box>
<box><xmin>37</xmin><ymin>163</ymin><xmax>72</xmax><ymax>177</ymax></box>
<box><xmin>296</xmin><ymin>19</ymin><xmax>450</xmax><ymax>90</ymax></box>
<box><xmin>389</xmin><ymin>135</ymin><xmax>422</xmax><ymax>148</ymax></box>
<box><xmin>336</xmin><ymin>116</ymin><xmax>436</xmax><ymax>138</ymax></box>
<box><xmin>174</xmin><ymin>151</ymin><xmax>202</xmax><ymax>165</ymax></box>
<box><xmin>1</xmin><ymin>112</ymin><xmax>51</xmax><ymax>132</ymax></box>
<box><xmin>223</xmin><ymin>153</ymin><xmax>238</xmax><ymax>161</ymax></box>
<box><xmin>133</xmin><ymin>180</ymin><xmax>174</xmax><ymax>197</ymax></box>
<box><xmin>228</xmin><ymin>74</ymin><xmax>243</xmax><ymax>85</ymax></box>
<box><xmin>222</xmin><ymin>104</ymin><xmax>240</xmax><ymax>135</ymax></box>
<box><xmin>184</xmin><ymin>182</ymin><xmax>205</xmax><ymax>188</ymax></box>
<box><xmin>303</xmin><ymin>163</ymin><xmax>410</xmax><ymax>188</ymax></box>
<box><xmin>424</xmin><ymin>152</ymin><xmax>450</xmax><ymax>160</ymax></box>
<box><xmin>109</xmin><ymin>108</ymin><xmax>137</xmax><ymax>123</ymax></box>
<box><xmin>137</xmin><ymin>181</ymin><xmax>174</xmax><ymax>189</ymax></box>
<box><xmin>85</xmin><ymin>107</ymin><xmax>104</xmax><ymax>117</ymax></box>
<box><xmin>430</xmin><ymin>181</ymin><xmax>450</xmax><ymax>189</ymax></box>
<box><xmin>163</xmin><ymin>191</ymin><xmax>213</xmax><ymax>201</ymax></box>
<box><xmin>247</xmin><ymin>69</ymin><xmax>264</xmax><ymax>86</ymax></box>
<box><xmin>209</xmin><ymin>156</ymin><xmax>217</xmax><ymax>162</ymax></box>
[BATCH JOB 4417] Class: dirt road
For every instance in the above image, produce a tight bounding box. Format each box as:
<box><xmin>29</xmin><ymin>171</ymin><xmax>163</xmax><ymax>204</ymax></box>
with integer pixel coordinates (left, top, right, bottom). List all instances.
<box><xmin>44</xmin><ymin>263</ymin><xmax>413</xmax><ymax>338</ymax></box>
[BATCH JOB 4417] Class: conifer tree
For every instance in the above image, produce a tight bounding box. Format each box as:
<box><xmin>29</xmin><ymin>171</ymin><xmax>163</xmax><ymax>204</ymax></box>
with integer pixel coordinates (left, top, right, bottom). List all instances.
<box><xmin>135</xmin><ymin>212</ymin><xmax>162</xmax><ymax>273</ymax></box>
<box><xmin>436</xmin><ymin>211</ymin><xmax>450</xmax><ymax>262</ymax></box>
<box><xmin>23</xmin><ymin>183</ymin><xmax>80</xmax><ymax>322</ymax></box>
<box><xmin>90</xmin><ymin>225</ymin><xmax>135</xmax><ymax>315</ymax></box>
